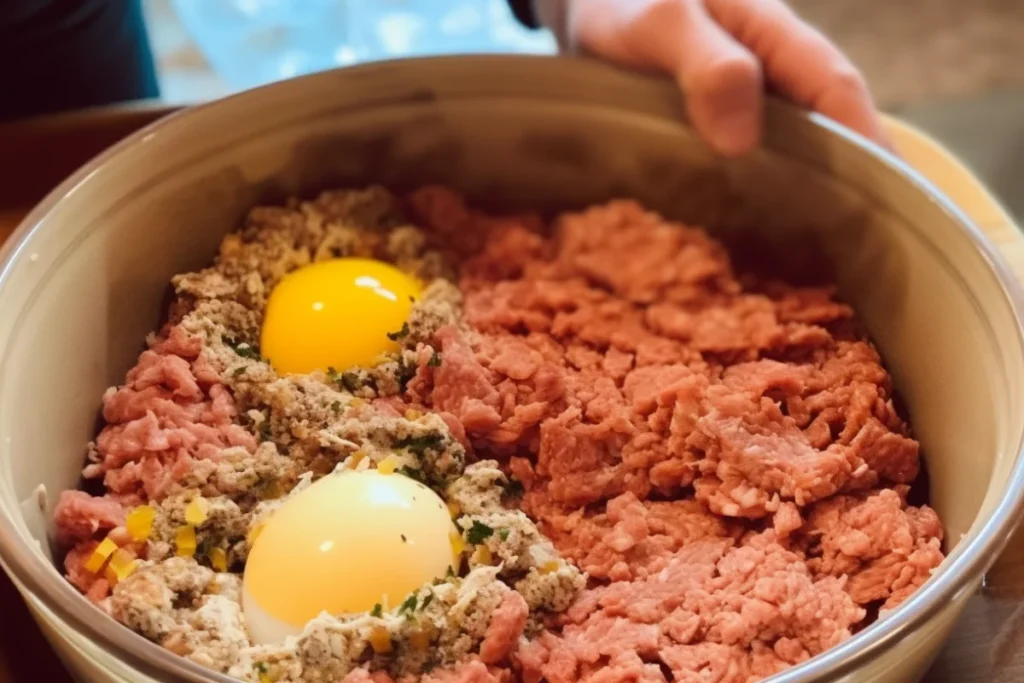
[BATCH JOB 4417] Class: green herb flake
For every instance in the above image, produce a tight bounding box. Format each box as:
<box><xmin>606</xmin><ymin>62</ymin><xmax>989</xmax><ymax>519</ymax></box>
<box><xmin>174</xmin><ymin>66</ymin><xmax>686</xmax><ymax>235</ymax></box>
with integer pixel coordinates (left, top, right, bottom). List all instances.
<box><xmin>370</xmin><ymin>603</ymin><xmax>383</xmax><ymax>618</ymax></box>
<box><xmin>232</xmin><ymin>366</ymin><xmax>246</xmax><ymax>377</ymax></box>
<box><xmin>341</xmin><ymin>372</ymin><xmax>361</xmax><ymax>392</ymax></box>
<box><xmin>398</xmin><ymin>593</ymin><xmax>418</xmax><ymax>614</ymax></box>
<box><xmin>428</xmin><ymin>351</ymin><xmax>442</xmax><ymax>368</ymax></box>
<box><xmin>326</xmin><ymin>366</ymin><xmax>340</xmax><ymax>383</ymax></box>
<box><xmin>395</xmin><ymin>433</ymin><xmax>445</xmax><ymax>456</ymax></box>
<box><xmin>396</xmin><ymin>466</ymin><xmax>425</xmax><ymax>483</ymax></box>
<box><xmin>421</xmin><ymin>592</ymin><xmax>434</xmax><ymax>610</ymax></box>
<box><xmin>503</xmin><ymin>479</ymin><xmax>525</xmax><ymax>498</ymax></box>
<box><xmin>331</xmin><ymin>400</ymin><xmax>342</xmax><ymax>413</ymax></box>
<box><xmin>396</xmin><ymin>357</ymin><xmax>417</xmax><ymax>393</ymax></box>
<box><xmin>498</xmin><ymin>528</ymin><xmax>510</xmax><ymax>541</ymax></box>
<box><xmin>258</xmin><ymin>420</ymin><xmax>272</xmax><ymax>443</ymax></box>
<box><xmin>445</xmin><ymin>565</ymin><xmax>456</xmax><ymax>579</ymax></box>
<box><xmin>465</xmin><ymin>520</ymin><xmax>494</xmax><ymax>545</ymax></box>
<box><xmin>222</xmin><ymin>335</ymin><xmax>262</xmax><ymax>360</ymax></box>
<box><xmin>254</xmin><ymin>662</ymin><xmax>269</xmax><ymax>674</ymax></box>
<box><xmin>386</xmin><ymin>322</ymin><xmax>410</xmax><ymax>342</ymax></box>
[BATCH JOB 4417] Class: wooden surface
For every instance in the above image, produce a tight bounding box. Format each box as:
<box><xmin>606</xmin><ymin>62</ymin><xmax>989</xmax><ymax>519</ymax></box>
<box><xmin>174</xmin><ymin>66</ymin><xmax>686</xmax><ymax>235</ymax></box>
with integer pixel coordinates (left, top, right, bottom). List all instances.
<box><xmin>0</xmin><ymin>111</ymin><xmax>1023</xmax><ymax>682</ymax></box>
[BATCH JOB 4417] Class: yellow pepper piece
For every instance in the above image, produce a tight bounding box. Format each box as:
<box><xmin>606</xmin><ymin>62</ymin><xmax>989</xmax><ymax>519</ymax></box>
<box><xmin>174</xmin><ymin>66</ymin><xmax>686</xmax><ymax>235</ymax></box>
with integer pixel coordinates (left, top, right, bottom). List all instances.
<box><xmin>211</xmin><ymin>547</ymin><xmax>228</xmax><ymax>572</ymax></box>
<box><xmin>125</xmin><ymin>505</ymin><xmax>156</xmax><ymax>542</ymax></box>
<box><xmin>259</xmin><ymin>675</ymin><xmax>272</xmax><ymax>683</ymax></box>
<box><xmin>473</xmin><ymin>545</ymin><xmax>493</xmax><ymax>566</ymax></box>
<box><xmin>377</xmin><ymin>454</ymin><xmax>398</xmax><ymax>475</ymax></box>
<box><xmin>85</xmin><ymin>537</ymin><xmax>118</xmax><ymax>573</ymax></box>
<box><xmin>185</xmin><ymin>497</ymin><xmax>209</xmax><ymax>526</ymax></box>
<box><xmin>540</xmin><ymin>560</ymin><xmax>561</xmax><ymax>575</ymax></box>
<box><xmin>349</xmin><ymin>397</ymin><xmax>366</xmax><ymax>408</ymax></box>
<box><xmin>103</xmin><ymin>548</ymin><xmax>137</xmax><ymax>586</ymax></box>
<box><xmin>369</xmin><ymin>626</ymin><xmax>392</xmax><ymax>654</ymax></box>
<box><xmin>176</xmin><ymin>525</ymin><xmax>197</xmax><ymax>557</ymax></box>
<box><xmin>349</xmin><ymin>450</ymin><xmax>367</xmax><ymax>469</ymax></box>
<box><xmin>404</xmin><ymin>409</ymin><xmax>423</xmax><ymax>420</ymax></box>
<box><xmin>449</xmin><ymin>530</ymin><xmax>466</xmax><ymax>557</ymax></box>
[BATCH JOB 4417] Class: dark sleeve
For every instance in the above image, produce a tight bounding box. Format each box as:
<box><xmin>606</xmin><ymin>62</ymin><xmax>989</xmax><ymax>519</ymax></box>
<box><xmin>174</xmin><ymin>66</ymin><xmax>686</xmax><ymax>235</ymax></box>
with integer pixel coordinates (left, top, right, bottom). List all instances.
<box><xmin>507</xmin><ymin>0</ymin><xmax>540</xmax><ymax>29</ymax></box>
<box><xmin>0</xmin><ymin>0</ymin><xmax>159</xmax><ymax>121</ymax></box>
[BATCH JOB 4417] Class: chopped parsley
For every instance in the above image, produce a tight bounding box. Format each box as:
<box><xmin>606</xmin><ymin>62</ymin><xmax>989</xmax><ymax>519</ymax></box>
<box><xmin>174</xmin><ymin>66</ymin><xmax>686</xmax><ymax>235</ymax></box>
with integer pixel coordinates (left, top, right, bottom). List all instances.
<box><xmin>326</xmin><ymin>366</ymin><xmax>340</xmax><ymax>383</ymax></box>
<box><xmin>465</xmin><ymin>520</ymin><xmax>494</xmax><ymax>544</ymax></box>
<box><xmin>498</xmin><ymin>528</ymin><xmax>510</xmax><ymax>541</ymax></box>
<box><xmin>395</xmin><ymin>433</ymin><xmax>445</xmax><ymax>456</ymax></box>
<box><xmin>341</xmin><ymin>371</ymin><xmax>361</xmax><ymax>392</ymax></box>
<box><xmin>428</xmin><ymin>351</ymin><xmax>442</xmax><ymax>368</ymax></box>
<box><xmin>258</xmin><ymin>420</ymin><xmax>272</xmax><ymax>443</ymax></box>
<box><xmin>222</xmin><ymin>335</ymin><xmax>262</xmax><ymax>360</ymax></box>
<box><xmin>446</xmin><ymin>565</ymin><xmax>456</xmax><ymax>578</ymax></box>
<box><xmin>254</xmin><ymin>662</ymin><xmax>269</xmax><ymax>674</ymax></box>
<box><xmin>396</xmin><ymin>466</ymin><xmax>425</xmax><ymax>483</ymax></box>
<box><xmin>398</xmin><ymin>593</ymin><xmax>418</xmax><ymax>614</ymax></box>
<box><xmin>386</xmin><ymin>322</ymin><xmax>410</xmax><ymax>342</ymax></box>
<box><xmin>232</xmin><ymin>366</ymin><xmax>246</xmax><ymax>377</ymax></box>
<box><xmin>396</xmin><ymin>357</ymin><xmax>417</xmax><ymax>393</ymax></box>
<box><xmin>421</xmin><ymin>592</ymin><xmax>434</xmax><ymax>610</ymax></box>
<box><xmin>370</xmin><ymin>603</ymin><xmax>383</xmax><ymax>618</ymax></box>
<box><xmin>503</xmin><ymin>479</ymin><xmax>525</xmax><ymax>499</ymax></box>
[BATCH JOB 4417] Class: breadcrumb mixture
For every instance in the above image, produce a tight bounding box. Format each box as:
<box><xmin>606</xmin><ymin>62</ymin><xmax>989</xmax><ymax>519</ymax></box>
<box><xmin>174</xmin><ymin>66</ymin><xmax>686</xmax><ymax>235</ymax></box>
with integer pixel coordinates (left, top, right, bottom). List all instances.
<box><xmin>54</xmin><ymin>186</ymin><xmax>944</xmax><ymax>683</ymax></box>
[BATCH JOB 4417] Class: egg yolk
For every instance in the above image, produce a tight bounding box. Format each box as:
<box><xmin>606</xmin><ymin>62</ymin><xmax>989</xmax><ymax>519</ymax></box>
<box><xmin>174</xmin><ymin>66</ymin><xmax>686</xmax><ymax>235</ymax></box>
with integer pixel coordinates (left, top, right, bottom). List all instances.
<box><xmin>261</xmin><ymin>258</ymin><xmax>422</xmax><ymax>375</ymax></box>
<box><xmin>242</xmin><ymin>469</ymin><xmax>459</xmax><ymax>644</ymax></box>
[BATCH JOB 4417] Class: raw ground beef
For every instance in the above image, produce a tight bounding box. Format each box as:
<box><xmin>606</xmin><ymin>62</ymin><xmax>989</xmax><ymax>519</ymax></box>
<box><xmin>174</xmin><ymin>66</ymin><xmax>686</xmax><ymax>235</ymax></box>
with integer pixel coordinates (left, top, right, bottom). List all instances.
<box><xmin>53</xmin><ymin>186</ymin><xmax>944</xmax><ymax>683</ymax></box>
<box><xmin>405</xmin><ymin>187</ymin><xmax>944</xmax><ymax>682</ymax></box>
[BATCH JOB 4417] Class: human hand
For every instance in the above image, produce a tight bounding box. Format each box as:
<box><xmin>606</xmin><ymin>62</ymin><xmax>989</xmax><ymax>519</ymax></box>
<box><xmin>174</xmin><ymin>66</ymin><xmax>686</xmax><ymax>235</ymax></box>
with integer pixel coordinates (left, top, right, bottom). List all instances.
<box><xmin>542</xmin><ymin>0</ymin><xmax>891</xmax><ymax>157</ymax></box>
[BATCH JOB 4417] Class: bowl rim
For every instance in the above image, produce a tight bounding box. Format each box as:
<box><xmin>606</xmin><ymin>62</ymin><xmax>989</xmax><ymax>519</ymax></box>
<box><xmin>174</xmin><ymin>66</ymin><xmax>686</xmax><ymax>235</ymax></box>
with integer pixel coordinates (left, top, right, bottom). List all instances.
<box><xmin>2</xmin><ymin>53</ymin><xmax>1024</xmax><ymax>683</ymax></box>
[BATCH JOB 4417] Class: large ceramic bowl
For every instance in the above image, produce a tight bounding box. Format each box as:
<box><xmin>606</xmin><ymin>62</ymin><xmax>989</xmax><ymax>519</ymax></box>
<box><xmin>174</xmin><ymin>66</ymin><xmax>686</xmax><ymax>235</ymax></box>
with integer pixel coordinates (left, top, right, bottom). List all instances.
<box><xmin>1</xmin><ymin>55</ymin><xmax>1023</xmax><ymax>683</ymax></box>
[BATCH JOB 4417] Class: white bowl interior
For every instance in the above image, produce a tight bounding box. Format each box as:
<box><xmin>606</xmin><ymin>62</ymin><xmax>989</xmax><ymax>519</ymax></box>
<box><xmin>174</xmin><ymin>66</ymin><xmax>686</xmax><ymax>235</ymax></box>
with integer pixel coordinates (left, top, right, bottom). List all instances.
<box><xmin>0</xmin><ymin>56</ymin><xmax>1021</xmax><ymax>682</ymax></box>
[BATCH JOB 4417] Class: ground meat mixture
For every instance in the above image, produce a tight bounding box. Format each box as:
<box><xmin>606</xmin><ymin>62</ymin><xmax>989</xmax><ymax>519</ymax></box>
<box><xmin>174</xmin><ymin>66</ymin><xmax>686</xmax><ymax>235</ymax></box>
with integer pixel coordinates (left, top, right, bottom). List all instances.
<box><xmin>54</xmin><ymin>186</ymin><xmax>944</xmax><ymax>683</ymax></box>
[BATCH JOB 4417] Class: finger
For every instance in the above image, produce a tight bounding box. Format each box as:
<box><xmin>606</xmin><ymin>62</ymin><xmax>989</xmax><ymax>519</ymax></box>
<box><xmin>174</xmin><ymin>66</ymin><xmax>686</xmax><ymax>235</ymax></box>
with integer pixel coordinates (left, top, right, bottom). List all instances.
<box><xmin>671</xmin><ymin>0</ymin><xmax>765</xmax><ymax>156</ymax></box>
<box><xmin>570</xmin><ymin>0</ymin><xmax>763</xmax><ymax>157</ymax></box>
<box><xmin>706</xmin><ymin>0</ymin><xmax>893</xmax><ymax>150</ymax></box>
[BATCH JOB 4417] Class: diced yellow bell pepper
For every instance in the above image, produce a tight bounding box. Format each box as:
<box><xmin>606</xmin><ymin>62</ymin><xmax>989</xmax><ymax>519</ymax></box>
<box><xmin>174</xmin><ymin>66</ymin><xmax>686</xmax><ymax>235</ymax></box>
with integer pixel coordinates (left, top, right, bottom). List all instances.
<box><xmin>539</xmin><ymin>560</ymin><xmax>561</xmax><ymax>575</ymax></box>
<box><xmin>377</xmin><ymin>454</ymin><xmax>398</xmax><ymax>475</ymax></box>
<box><xmin>404</xmin><ymin>409</ymin><xmax>423</xmax><ymax>420</ymax></box>
<box><xmin>369</xmin><ymin>626</ymin><xmax>392</xmax><ymax>654</ymax></box>
<box><xmin>349</xmin><ymin>450</ymin><xmax>367</xmax><ymax>469</ymax></box>
<box><xmin>125</xmin><ymin>505</ymin><xmax>156</xmax><ymax>542</ymax></box>
<box><xmin>185</xmin><ymin>497</ymin><xmax>209</xmax><ymax>526</ymax></box>
<box><xmin>85</xmin><ymin>537</ymin><xmax>118</xmax><ymax>573</ymax></box>
<box><xmin>176</xmin><ymin>525</ymin><xmax>197</xmax><ymax>557</ymax></box>
<box><xmin>449</xmin><ymin>530</ymin><xmax>466</xmax><ymax>557</ymax></box>
<box><xmin>473</xmin><ymin>545</ymin><xmax>493</xmax><ymax>566</ymax></box>
<box><xmin>210</xmin><ymin>547</ymin><xmax>228</xmax><ymax>572</ymax></box>
<box><xmin>104</xmin><ymin>548</ymin><xmax>137</xmax><ymax>585</ymax></box>
<box><xmin>349</xmin><ymin>397</ymin><xmax>366</xmax><ymax>408</ymax></box>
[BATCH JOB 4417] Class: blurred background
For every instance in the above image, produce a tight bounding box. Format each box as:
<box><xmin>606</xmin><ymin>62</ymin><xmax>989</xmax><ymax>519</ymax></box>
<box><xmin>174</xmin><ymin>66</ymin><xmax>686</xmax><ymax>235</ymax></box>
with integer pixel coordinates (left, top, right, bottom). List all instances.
<box><xmin>143</xmin><ymin>0</ymin><xmax>1024</xmax><ymax>219</ymax></box>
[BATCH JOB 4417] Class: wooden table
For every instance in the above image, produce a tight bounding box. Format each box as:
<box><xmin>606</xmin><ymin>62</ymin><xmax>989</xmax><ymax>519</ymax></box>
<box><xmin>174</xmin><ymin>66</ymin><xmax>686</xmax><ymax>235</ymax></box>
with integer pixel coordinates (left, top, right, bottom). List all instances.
<box><xmin>0</xmin><ymin>108</ymin><xmax>1022</xmax><ymax>683</ymax></box>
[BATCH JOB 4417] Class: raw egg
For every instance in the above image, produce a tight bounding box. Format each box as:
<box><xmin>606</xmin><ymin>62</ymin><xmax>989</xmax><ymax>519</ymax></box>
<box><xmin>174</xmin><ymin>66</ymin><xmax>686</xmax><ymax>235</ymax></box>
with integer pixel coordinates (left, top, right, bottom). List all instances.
<box><xmin>242</xmin><ymin>469</ymin><xmax>459</xmax><ymax>644</ymax></box>
<box><xmin>261</xmin><ymin>258</ymin><xmax>422</xmax><ymax>375</ymax></box>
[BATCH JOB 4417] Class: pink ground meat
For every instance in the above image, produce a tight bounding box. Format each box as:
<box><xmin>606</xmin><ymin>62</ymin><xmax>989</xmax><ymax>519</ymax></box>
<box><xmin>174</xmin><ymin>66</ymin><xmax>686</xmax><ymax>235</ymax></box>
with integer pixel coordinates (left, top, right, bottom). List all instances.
<box><xmin>53</xmin><ymin>186</ymin><xmax>944</xmax><ymax>681</ymax></box>
<box><xmin>54</xmin><ymin>324</ymin><xmax>255</xmax><ymax>601</ymax></box>
<box><xmin>407</xmin><ymin>188</ymin><xmax>944</xmax><ymax>682</ymax></box>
